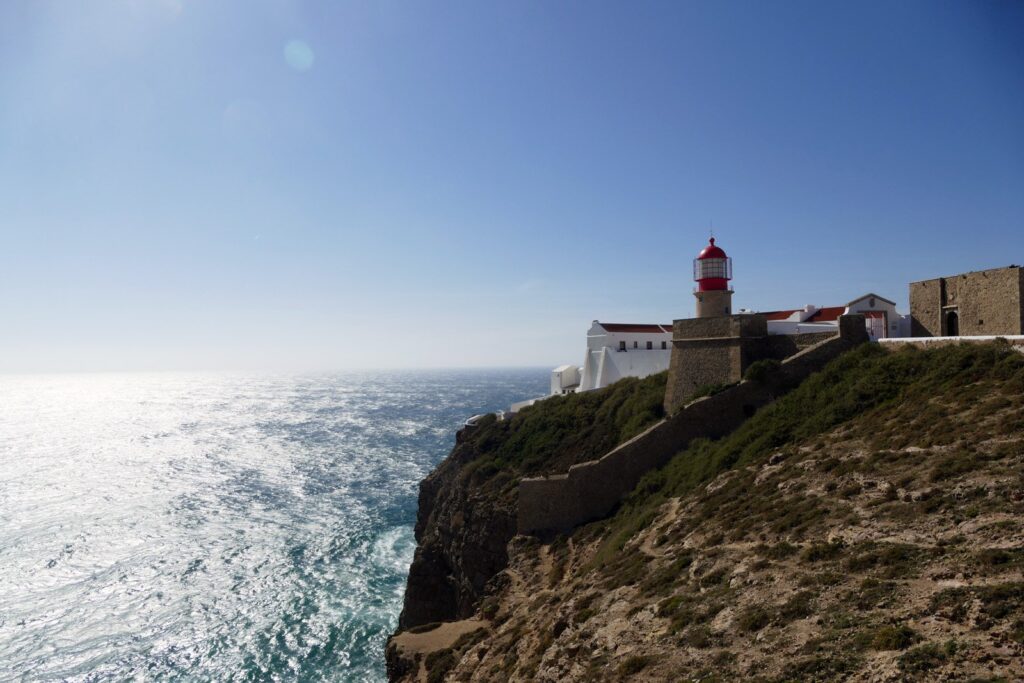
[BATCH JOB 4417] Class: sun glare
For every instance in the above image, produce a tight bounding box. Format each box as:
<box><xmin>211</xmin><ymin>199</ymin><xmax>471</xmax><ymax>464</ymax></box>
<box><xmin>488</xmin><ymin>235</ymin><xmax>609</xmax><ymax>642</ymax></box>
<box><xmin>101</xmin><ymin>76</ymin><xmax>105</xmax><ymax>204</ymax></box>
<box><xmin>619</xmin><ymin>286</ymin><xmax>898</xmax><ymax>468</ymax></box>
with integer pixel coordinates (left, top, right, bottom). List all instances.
<box><xmin>283</xmin><ymin>39</ymin><xmax>314</xmax><ymax>72</ymax></box>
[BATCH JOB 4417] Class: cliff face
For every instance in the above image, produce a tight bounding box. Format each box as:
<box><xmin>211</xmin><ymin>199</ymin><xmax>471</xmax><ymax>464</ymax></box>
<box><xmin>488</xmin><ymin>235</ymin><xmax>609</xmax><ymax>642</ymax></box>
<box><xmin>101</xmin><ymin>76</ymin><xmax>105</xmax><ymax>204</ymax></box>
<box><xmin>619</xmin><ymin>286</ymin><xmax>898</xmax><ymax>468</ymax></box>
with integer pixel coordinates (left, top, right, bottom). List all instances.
<box><xmin>397</xmin><ymin>374</ymin><xmax>670</xmax><ymax>629</ymax></box>
<box><xmin>388</xmin><ymin>375</ymin><xmax>668</xmax><ymax>680</ymax></box>
<box><xmin>390</xmin><ymin>342</ymin><xmax>1024</xmax><ymax>682</ymax></box>
<box><xmin>397</xmin><ymin>428</ymin><xmax>517</xmax><ymax>629</ymax></box>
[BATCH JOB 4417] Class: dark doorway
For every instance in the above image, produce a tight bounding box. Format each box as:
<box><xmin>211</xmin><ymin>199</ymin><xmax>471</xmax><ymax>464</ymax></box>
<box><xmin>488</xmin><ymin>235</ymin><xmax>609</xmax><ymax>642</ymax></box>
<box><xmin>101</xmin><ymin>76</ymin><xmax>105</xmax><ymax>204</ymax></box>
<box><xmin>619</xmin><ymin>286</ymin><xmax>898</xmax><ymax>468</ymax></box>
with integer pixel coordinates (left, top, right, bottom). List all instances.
<box><xmin>946</xmin><ymin>310</ymin><xmax>959</xmax><ymax>337</ymax></box>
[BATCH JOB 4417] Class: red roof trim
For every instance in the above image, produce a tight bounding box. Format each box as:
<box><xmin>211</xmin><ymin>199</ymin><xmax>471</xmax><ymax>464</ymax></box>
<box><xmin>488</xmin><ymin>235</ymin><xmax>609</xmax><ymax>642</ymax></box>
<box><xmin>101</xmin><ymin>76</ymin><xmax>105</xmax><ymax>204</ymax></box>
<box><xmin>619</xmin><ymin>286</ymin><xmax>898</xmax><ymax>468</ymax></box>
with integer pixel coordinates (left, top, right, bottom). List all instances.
<box><xmin>762</xmin><ymin>309</ymin><xmax>799</xmax><ymax>321</ymax></box>
<box><xmin>806</xmin><ymin>306</ymin><xmax>846</xmax><ymax>323</ymax></box>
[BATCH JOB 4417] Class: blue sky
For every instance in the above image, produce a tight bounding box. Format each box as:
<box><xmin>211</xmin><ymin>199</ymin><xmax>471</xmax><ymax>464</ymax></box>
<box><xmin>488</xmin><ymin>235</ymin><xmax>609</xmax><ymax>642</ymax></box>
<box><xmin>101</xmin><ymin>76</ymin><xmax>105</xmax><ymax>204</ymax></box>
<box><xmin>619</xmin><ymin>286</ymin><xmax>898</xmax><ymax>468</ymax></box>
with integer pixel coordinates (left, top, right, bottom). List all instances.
<box><xmin>2</xmin><ymin>1</ymin><xmax>1022</xmax><ymax>372</ymax></box>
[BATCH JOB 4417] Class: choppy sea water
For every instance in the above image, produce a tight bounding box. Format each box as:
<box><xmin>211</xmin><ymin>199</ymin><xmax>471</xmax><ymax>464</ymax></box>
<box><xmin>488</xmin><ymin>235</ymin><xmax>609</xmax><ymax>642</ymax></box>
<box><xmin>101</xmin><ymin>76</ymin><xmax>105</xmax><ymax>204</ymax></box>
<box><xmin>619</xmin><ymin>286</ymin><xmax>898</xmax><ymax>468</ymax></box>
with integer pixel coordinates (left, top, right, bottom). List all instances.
<box><xmin>0</xmin><ymin>370</ymin><xmax>546</xmax><ymax>682</ymax></box>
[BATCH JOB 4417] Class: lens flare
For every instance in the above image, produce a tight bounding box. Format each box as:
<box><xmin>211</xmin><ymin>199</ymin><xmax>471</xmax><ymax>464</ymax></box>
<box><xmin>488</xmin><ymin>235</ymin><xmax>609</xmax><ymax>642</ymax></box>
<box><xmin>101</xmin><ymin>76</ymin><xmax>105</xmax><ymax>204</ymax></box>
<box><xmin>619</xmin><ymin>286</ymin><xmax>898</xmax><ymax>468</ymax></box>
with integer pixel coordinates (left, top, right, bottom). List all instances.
<box><xmin>283</xmin><ymin>40</ymin><xmax>314</xmax><ymax>72</ymax></box>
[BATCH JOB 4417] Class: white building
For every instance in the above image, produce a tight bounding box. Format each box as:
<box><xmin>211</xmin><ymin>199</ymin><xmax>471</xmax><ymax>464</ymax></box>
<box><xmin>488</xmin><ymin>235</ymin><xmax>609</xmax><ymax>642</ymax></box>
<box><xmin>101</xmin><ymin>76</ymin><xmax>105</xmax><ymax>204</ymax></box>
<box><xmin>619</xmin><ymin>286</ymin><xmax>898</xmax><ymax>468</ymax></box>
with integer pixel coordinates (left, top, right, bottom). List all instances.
<box><xmin>538</xmin><ymin>241</ymin><xmax>913</xmax><ymax>405</ymax></box>
<box><xmin>762</xmin><ymin>293</ymin><xmax>910</xmax><ymax>341</ymax></box>
<box><xmin>547</xmin><ymin>294</ymin><xmax>911</xmax><ymax>399</ymax></box>
<box><xmin>550</xmin><ymin>365</ymin><xmax>581</xmax><ymax>395</ymax></box>
<box><xmin>550</xmin><ymin>321</ymin><xmax>673</xmax><ymax>395</ymax></box>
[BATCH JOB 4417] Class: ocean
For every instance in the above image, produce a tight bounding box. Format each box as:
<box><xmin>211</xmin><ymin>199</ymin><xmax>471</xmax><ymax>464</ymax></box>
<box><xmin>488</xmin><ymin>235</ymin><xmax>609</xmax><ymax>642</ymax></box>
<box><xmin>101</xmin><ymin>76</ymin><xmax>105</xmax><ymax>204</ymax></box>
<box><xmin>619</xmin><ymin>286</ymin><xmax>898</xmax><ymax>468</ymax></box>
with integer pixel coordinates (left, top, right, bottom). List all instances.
<box><xmin>0</xmin><ymin>369</ymin><xmax>546</xmax><ymax>682</ymax></box>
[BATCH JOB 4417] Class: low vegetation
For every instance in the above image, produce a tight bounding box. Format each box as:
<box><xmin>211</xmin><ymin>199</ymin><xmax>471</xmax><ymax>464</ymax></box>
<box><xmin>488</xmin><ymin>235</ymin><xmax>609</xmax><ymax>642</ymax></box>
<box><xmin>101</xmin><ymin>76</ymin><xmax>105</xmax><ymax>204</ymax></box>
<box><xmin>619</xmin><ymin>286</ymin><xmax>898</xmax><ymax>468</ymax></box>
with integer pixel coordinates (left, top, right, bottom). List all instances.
<box><xmin>430</xmin><ymin>341</ymin><xmax>1024</xmax><ymax>681</ymax></box>
<box><xmin>595</xmin><ymin>341</ymin><xmax>1024</xmax><ymax>561</ymax></box>
<box><xmin>461</xmin><ymin>371</ymin><xmax>668</xmax><ymax>483</ymax></box>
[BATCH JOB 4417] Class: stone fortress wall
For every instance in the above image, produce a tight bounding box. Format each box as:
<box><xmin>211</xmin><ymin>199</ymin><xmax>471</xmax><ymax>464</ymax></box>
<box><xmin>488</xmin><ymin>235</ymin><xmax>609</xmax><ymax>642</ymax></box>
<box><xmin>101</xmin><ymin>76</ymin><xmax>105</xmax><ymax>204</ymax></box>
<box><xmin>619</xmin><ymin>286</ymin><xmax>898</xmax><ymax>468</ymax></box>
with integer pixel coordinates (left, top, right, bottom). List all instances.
<box><xmin>662</xmin><ymin>313</ymin><xmax>835</xmax><ymax>414</ymax></box>
<box><xmin>910</xmin><ymin>266</ymin><xmax>1024</xmax><ymax>338</ymax></box>
<box><xmin>517</xmin><ymin>315</ymin><xmax>869</xmax><ymax>535</ymax></box>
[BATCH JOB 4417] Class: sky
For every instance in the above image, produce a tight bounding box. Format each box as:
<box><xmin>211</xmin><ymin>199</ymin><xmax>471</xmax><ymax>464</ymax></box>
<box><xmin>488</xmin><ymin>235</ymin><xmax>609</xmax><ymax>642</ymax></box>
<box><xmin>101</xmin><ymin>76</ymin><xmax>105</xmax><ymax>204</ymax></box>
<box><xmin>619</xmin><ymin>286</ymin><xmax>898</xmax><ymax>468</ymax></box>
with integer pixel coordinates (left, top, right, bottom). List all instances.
<box><xmin>1</xmin><ymin>0</ymin><xmax>1023</xmax><ymax>372</ymax></box>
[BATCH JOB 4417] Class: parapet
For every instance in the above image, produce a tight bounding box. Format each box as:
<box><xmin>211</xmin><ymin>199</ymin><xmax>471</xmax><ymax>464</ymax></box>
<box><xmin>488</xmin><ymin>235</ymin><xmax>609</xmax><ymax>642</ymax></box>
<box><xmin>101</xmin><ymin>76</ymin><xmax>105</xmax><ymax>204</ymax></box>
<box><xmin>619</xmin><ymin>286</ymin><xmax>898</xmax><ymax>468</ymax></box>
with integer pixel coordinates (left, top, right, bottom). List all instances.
<box><xmin>671</xmin><ymin>313</ymin><xmax>767</xmax><ymax>341</ymax></box>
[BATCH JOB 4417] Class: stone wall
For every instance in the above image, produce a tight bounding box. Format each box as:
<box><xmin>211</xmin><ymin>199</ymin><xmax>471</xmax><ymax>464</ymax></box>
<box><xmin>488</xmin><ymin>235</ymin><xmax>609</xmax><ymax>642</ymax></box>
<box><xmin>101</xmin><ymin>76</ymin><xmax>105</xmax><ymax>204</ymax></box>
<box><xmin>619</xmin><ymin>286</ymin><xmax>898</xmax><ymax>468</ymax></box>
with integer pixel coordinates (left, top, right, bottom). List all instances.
<box><xmin>909</xmin><ymin>278</ymin><xmax>943</xmax><ymax>337</ymax></box>
<box><xmin>663</xmin><ymin>315</ymin><xmax>766</xmax><ymax>413</ymax></box>
<box><xmin>763</xmin><ymin>331</ymin><xmax>837</xmax><ymax>359</ymax></box>
<box><xmin>663</xmin><ymin>313</ymin><xmax>840</xmax><ymax>414</ymax></box>
<box><xmin>663</xmin><ymin>338</ymin><xmax>740</xmax><ymax>412</ymax></box>
<box><xmin>910</xmin><ymin>266</ymin><xmax>1024</xmax><ymax>337</ymax></box>
<box><xmin>517</xmin><ymin>315</ymin><xmax>869</xmax><ymax>535</ymax></box>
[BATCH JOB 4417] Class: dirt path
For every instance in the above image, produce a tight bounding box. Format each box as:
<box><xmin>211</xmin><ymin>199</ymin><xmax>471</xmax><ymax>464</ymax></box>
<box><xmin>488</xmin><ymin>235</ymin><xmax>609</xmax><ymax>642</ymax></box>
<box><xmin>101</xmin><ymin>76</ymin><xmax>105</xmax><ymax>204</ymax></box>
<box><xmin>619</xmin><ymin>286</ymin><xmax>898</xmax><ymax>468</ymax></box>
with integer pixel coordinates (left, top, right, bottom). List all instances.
<box><xmin>390</xmin><ymin>619</ymin><xmax>489</xmax><ymax>683</ymax></box>
<box><xmin>390</xmin><ymin>619</ymin><xmax>489</xmax><ymax>655</ymax></box>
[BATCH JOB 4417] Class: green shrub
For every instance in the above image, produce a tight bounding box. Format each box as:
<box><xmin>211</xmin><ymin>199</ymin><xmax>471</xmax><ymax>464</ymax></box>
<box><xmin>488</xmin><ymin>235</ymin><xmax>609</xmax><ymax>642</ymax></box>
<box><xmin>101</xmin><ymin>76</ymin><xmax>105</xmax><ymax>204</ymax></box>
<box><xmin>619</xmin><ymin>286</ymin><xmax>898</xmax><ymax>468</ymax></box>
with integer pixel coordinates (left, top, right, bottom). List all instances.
<box><xmin>929</xmin><ymin>451</ymin><xmax>978</xmax><ymax>481</ymax></box>
<box><xmin>976</xmin><ymin>582</ymin><xmax>1024</xmax><ymax>620</ymax></box>
<box><xmin>781</xmin><ymin>654</ymin><xmax>862</xmax><ymax>679</ymax></box>
<box><xmin>1011</xmin><ymin>619</ymin><xmax>1024</xmax><ymax>645</ymax></box>
<box><xmin>468</xmin><ymin>371</ymin><xmax>668</xmax><ymax>481</ymax></box>
<box><xmin>698</xmin><ymin>567</ymin><xmax>729</xmax><ymax>588</ymax></box>
<box><xmin>975</xmin><ymin>547</ymin><xmax>1022</xmax><ymax>573</ymax></box>
<box><xmin>851</xmin><ymin>578</ymin><xmax>899</xmax><ymax>611</ymax></box>
<box><xmin>657</xmin><ymin>594</ymin><xmax>687</xmax><ymax>618</ymax></box>
<box><xmin>845</xmin><ymin>542</ymin><xmax>925</xmax><ymax>578</ymax></box>
<box><xmin>451</xmin><ymin>627</ymin><xmax>487</xmax><ymax>652</ymax></box>
<box><xmin>866</xmin><ymin>624</ymin><xmax>918</xmax><ymax>650</ymax></box>
<box><xmin>479</xmin><ymin>597</ymin><xmax>500</xmax><ymax>620</ymax></box>
<box><xmin>897</xmin><ymin>641</ymin><xmax>953</xmax><ymax>673</ymax></box>
<box><xmin>425</xmin><ymin>648</ymin><xmax>457</xmax><ymax>683</ymax></box>
<box><xmin>744</xmin><ymin>359</ymin><xmax>782</xmax><ymax>383</ymax></box>
<box><xmin>839</xmin><ymin>482</ymin><xmax>863</xmax><ymax>498</ymax></box>
<box><xmin>756</xmin><ymin>541</ymin><xmax>799</xmax><ymax>559</ymax></box>
<box><xmin>779</xmin><ymin>591</ymin><xmax>816</xmax><ymax>622</ymax></box>
<box><xmin>682</xmin><ymin>625</ymin><xmax>714</xmax><ymax>648</ymax></box>
<box><xmin>738</xmin><ymin>606</ymin><xmax>771</xmax><ymax>632</ymax></box>
<box><xmin>801</xmin><ymin>540</ymin><xmax>845</xmax><ymax>563</ymax></box>
<box><xmin>601</xmin><ymin>551</ymin><xmax>652</xmax><ymax>589</ymax></box>
<box><xmin>618</xmin><ymin>654</ymin><xmax>652</xmax><ymax>676</ymax></box>
<box><xmin>639</xmin><ymin>552</ymin><xmax>694</xmax><ymax>597</ymax></box>
<box><xmin>703</xmin><ymin>531</ymin><xmax>725</xmax><ymax>547</ymax></box>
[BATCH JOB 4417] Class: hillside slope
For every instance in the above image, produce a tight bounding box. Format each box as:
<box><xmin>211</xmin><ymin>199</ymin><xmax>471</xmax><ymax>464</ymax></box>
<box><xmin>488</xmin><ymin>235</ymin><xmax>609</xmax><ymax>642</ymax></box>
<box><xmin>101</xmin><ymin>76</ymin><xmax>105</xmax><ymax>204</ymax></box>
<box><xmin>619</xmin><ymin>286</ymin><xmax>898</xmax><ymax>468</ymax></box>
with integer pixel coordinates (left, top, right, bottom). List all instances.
<box><xmin>391</xmin><ymin>342</ymin><xmax>1024</xmax><ymax>682</ymax></box>
<box><xmin>397</xmin><ymin>373</ymin><xmax>668</xmax><ymax>629</ymax></box>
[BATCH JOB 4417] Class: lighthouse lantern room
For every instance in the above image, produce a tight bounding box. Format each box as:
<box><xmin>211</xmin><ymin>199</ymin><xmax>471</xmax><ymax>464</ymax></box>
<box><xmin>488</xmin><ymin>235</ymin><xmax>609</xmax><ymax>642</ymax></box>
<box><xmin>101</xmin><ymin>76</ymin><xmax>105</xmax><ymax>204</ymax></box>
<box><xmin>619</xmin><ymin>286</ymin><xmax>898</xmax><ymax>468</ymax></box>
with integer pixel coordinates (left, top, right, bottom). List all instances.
<box><xmin>693</xmin><ymin>237</ymin><xmax>734</xmax><ymax>318</ymax></box>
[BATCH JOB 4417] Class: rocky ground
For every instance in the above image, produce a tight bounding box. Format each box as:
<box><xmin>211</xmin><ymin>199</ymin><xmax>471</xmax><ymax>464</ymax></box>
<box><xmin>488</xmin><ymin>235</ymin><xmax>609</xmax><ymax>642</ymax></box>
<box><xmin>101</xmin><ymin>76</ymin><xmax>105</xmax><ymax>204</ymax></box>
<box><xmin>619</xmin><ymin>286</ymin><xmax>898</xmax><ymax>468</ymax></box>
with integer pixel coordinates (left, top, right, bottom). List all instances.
<box><xmin>389</xmin><ymin>343</ymin><xmax>1024</xmax><ymax>682</ymax></box>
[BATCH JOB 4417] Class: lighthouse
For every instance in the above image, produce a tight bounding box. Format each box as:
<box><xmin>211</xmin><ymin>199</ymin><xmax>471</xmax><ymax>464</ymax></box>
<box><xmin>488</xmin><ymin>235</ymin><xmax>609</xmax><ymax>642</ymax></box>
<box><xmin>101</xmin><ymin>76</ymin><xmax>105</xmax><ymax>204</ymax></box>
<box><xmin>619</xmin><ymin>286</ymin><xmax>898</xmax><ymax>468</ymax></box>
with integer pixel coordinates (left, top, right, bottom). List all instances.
<box><xmin>693</xmin><ymin>237</ymin><xmax>733</xmax><ymax>318</ymax></box>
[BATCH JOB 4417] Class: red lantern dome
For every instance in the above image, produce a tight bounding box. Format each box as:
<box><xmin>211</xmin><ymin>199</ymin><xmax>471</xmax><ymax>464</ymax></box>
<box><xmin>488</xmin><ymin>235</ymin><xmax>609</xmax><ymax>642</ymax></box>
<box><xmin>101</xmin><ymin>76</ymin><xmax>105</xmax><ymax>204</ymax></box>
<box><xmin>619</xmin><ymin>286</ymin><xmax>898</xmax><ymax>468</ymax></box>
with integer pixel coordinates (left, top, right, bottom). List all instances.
<box><xmin>693</xmin><ymin>237</ymin><xmax>732</xmax><ymax>292</ymax></box>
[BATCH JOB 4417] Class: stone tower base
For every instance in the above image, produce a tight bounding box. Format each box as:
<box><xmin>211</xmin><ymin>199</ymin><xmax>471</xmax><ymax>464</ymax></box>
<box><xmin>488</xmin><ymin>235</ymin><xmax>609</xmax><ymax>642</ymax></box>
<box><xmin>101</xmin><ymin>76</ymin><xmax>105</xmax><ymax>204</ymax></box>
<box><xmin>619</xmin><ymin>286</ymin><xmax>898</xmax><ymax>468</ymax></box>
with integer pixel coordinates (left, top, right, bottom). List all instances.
<box><xmin>664</xmin><ymin>313</ymin><xmax>868</xmax><ymax>414</ymax></box>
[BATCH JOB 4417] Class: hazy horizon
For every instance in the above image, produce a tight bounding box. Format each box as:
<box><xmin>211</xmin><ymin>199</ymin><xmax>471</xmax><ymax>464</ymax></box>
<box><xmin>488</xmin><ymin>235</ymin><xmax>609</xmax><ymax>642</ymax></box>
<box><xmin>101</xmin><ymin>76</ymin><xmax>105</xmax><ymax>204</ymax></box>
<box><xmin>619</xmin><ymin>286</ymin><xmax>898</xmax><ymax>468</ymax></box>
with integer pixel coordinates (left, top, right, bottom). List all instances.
<box><xmin>0</xmin><ymin>365</ymin><xmax>554</xmax><ymax>376</ymax></box>
<box><xmin>2</xmin><ymin>1</ymin><xmax>1023</xmax><ymax>373</ymax></box>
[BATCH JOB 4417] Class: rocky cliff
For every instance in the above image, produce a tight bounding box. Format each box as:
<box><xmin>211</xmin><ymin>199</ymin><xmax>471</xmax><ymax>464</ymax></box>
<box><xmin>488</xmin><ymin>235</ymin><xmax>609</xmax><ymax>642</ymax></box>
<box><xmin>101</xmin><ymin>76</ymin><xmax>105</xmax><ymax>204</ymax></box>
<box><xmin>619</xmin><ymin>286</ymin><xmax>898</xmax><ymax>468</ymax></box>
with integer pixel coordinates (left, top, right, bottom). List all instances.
<box><xmin>396</xmin><ymin>426</ymin><xmax>518</xmax><ymax>630</ymax></box>
<box><xmin>388</xmin><ymin>373</ymin><xmax>668</xmax><ymax>679</ymax></box>
<box><xmin>389</xmin><ymin>342</ymin><xmax>1024</xmax><ymax>682</ymax></box>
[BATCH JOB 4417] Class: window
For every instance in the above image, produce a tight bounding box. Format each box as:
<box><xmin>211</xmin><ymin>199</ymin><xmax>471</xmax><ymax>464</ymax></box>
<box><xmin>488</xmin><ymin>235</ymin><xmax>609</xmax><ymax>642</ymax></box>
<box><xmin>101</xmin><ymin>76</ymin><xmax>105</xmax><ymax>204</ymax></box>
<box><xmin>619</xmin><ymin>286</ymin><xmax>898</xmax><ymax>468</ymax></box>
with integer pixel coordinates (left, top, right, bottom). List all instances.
<box><xmin>646</xmin><ymin>341</ymin><xmax>653</xmax><ymax>350</ymax></box>
<box><xmin>634</xmin><ymin>341</ymin><xmax>638</xmax><ymax>349</ymax></box>
<box><xmin>619</xmin><ymin>341</ymin><xmax>626</xmax><ymax>351</ymax></box>
<box><xmin>662</xmin><ymin>341</ymin><xmax>667</xmax><ymax>350</ymax></box>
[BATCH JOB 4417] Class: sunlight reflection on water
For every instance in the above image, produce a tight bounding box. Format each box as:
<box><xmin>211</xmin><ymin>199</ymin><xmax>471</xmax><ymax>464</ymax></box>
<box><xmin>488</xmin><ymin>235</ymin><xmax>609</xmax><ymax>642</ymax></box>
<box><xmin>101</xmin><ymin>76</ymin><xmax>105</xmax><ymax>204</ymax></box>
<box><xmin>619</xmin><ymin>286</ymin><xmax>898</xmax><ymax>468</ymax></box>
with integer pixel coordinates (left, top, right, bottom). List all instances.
<box><xmin>0</xmin><ymin>370</ymin><xmax>544</xmax><ymax>681</ymax></box>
